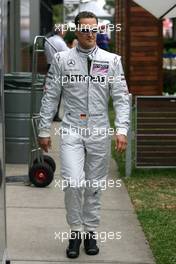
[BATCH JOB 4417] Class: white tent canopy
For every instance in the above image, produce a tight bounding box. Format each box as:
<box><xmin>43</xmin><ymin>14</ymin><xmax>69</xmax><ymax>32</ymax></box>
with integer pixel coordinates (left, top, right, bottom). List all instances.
<box><xmin>133</xmin><ymin>0</ymin><xmax>176</xmax><ymax>18</ymax></box>
<box><xmin>67</xmin><ymin>0</ymin><xmax>112</xmax><ymax>19</ymax></box>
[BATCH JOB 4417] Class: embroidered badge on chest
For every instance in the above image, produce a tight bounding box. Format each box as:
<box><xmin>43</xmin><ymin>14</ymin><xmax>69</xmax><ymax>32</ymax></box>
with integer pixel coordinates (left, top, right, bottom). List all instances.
<box><xmin>92</xmin><ymin>63</ymin><xmax>109</xmax><ymax>75</ymax></box>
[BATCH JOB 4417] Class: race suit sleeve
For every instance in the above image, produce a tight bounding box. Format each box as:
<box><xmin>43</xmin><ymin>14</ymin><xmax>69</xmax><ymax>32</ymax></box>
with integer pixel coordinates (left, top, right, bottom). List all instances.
<box><xmin>38</xmin><ymin>53</ymin><xmax>62</xmax><ymax>137</ymax></box>
<box><xmin>110</xmin><ymin>56</ymin><xmax>130</xmax><ymax>136</ymax></box>
<box><xmin>44</xmin><ymin>41</ymin><xmax>52</xmax><ymax>65</ymax></box>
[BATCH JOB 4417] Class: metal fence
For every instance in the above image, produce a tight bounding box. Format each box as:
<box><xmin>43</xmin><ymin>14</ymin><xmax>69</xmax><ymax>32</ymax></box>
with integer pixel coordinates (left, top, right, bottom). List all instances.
<box><xmin>135</xmin><ymin>96</ymin><xmax>176</xmax><ymax>168</ymax></box>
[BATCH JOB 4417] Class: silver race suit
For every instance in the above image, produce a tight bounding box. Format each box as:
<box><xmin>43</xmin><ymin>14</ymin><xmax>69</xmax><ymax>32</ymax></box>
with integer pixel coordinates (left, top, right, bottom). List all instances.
<box><xmin>39</xmin><ymin>45</ymin><xmax>130</xmax><ymax>232</ymax></box>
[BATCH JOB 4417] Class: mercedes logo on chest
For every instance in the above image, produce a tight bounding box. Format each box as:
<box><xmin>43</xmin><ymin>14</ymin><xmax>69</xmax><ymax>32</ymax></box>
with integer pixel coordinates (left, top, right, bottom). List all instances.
<box><xmin>67</xmin><ymin>59</ymin><xmax>76</xmax><ymax>66</ymax></box>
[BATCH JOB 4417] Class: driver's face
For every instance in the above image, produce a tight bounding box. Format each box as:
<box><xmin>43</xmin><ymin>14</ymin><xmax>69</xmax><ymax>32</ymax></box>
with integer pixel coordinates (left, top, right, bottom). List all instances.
<box><xmin>75</xmin><ymin>18</ymin><xmax>98</xmax><ymax>49</ymax></box>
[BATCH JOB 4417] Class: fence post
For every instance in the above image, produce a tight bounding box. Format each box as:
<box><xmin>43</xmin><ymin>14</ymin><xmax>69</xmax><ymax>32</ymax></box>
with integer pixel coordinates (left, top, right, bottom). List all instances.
<box><xmin>125</xmin><ymin>94</ymin><xmax>132</xmax><ymax>177</ymax></box>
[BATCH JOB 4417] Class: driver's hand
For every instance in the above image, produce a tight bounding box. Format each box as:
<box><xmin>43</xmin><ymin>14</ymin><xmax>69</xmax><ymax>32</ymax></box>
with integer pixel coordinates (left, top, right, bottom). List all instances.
<box><xmin>38</xmin><ymin>137</ymin><xmax>52</xmax><ymax>153</ymax></box>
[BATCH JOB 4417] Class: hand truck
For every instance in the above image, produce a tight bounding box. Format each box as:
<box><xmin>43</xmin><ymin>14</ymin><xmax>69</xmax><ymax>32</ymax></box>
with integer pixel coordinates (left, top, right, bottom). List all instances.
<box><xmin>28</xmin><ymin>36</ymin><xmax>58</xmax><ymax>187</ymax></box>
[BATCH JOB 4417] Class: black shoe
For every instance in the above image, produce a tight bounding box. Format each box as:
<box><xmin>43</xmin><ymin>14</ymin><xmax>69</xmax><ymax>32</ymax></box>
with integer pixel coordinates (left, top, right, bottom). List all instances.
<box><xmin>84</xmin><ymin>231</ymin><xmax>99</xmax><ymax>255</ymax></box>
<box><xmin>53</xmin><ymin>116</ymin><xmax>62</xmax><ymax>122</ymax></box>
<box><xmin>66</xmin><ymin>231</ymin><xmax>82</xmax><ymax>258</ymax></box>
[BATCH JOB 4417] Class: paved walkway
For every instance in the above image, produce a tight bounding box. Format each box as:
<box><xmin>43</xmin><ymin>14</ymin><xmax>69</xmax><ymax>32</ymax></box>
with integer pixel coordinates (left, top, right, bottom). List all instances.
<box><xmin>6</xmin><ymin>122</ymin><xmax>155</xmax><ymax>264</ymax></box>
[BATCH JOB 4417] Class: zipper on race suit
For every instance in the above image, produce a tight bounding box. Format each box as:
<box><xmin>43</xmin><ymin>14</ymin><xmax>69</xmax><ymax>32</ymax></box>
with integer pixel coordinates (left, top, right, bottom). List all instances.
<box><xmin>87</xmin><ymin>56</ymin><xmax>92</xmax><ymax>126</ymax></box>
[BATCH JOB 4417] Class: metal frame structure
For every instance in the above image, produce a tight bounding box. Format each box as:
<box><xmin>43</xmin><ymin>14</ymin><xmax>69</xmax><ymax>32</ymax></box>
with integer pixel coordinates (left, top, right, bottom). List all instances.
<box><xmin>0</xmin><ymin>0</ymin><xmax>10</xmax><ymax>262</ymax></box>
<box><xmin>29</xmin><ymin>35</ymin><xmax>57</xmax><ymax>169</ymax></box>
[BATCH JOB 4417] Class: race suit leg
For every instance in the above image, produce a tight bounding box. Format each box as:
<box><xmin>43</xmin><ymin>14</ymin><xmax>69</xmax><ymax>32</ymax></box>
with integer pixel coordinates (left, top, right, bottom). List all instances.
<box><xmin>83</xmin><ymin>133</ymin><xmax>111</xmax><ymax>232</ymax></box>
<box><xmin>60</xmin><ymin>131</ymin><xmax>85</xmax><ymax>232</ymax></box>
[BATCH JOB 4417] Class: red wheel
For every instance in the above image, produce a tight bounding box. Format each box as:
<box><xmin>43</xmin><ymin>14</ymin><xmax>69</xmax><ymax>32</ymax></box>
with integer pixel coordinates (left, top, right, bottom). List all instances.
<box><xmin>33</xmin><ymin>155</ymin><xmax>56</xmax><ymax>172</ymax></box>
<box><xmin>29</xmin><ymin>162</ymin><xmax>53</xmax><ymax>187</ymax></box>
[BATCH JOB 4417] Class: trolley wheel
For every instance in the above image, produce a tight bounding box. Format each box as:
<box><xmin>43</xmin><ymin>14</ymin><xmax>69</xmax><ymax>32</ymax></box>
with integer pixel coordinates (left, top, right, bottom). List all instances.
<box><xmin>29</xmin><ymin>162</ymin><xmax>54</xmax><ymax>187</ymax></box>
<box><xmin>33</xmin><ymin>155</ymin><xmax>56</xmax><ymax>172</ymax></box>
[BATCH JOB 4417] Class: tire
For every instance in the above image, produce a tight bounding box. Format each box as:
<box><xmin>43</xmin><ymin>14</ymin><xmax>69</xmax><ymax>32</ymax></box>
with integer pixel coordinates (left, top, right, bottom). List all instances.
<box><xmin>33</xmin><ymin>155</ymin><xmax>56</xmax><ymax>172</ymax></box>
<box><xmin>29</xmin><ymin>162</ymin><xmax>54</xmax><ymax>187</ymax></box>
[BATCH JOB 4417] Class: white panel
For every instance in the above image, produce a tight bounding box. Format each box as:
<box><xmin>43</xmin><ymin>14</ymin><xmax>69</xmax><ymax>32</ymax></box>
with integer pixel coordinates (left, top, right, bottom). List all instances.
<box><xmin>133</xmin><ymin>0</ymin><xmax>176</xmax><ymax>18</ymax></box>
<box><xmin>165</xmin><ymin>7</ymin><xmax>176</xmax><ymax>18</ymax></box>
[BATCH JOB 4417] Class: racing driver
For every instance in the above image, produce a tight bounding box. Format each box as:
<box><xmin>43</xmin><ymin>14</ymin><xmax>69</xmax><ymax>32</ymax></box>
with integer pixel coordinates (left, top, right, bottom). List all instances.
<box><xmin>38</xmin><ymin>11</ymin><xmax>130</xmax><ymax>259</ymax></box>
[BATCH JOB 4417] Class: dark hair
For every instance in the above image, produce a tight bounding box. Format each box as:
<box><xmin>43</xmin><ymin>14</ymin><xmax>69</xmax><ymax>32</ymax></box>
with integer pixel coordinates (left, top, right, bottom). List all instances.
<box><xmin>74</xmin><ymin>11</ymin><xmax>98</xmax><ymax>26</ymax></box>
